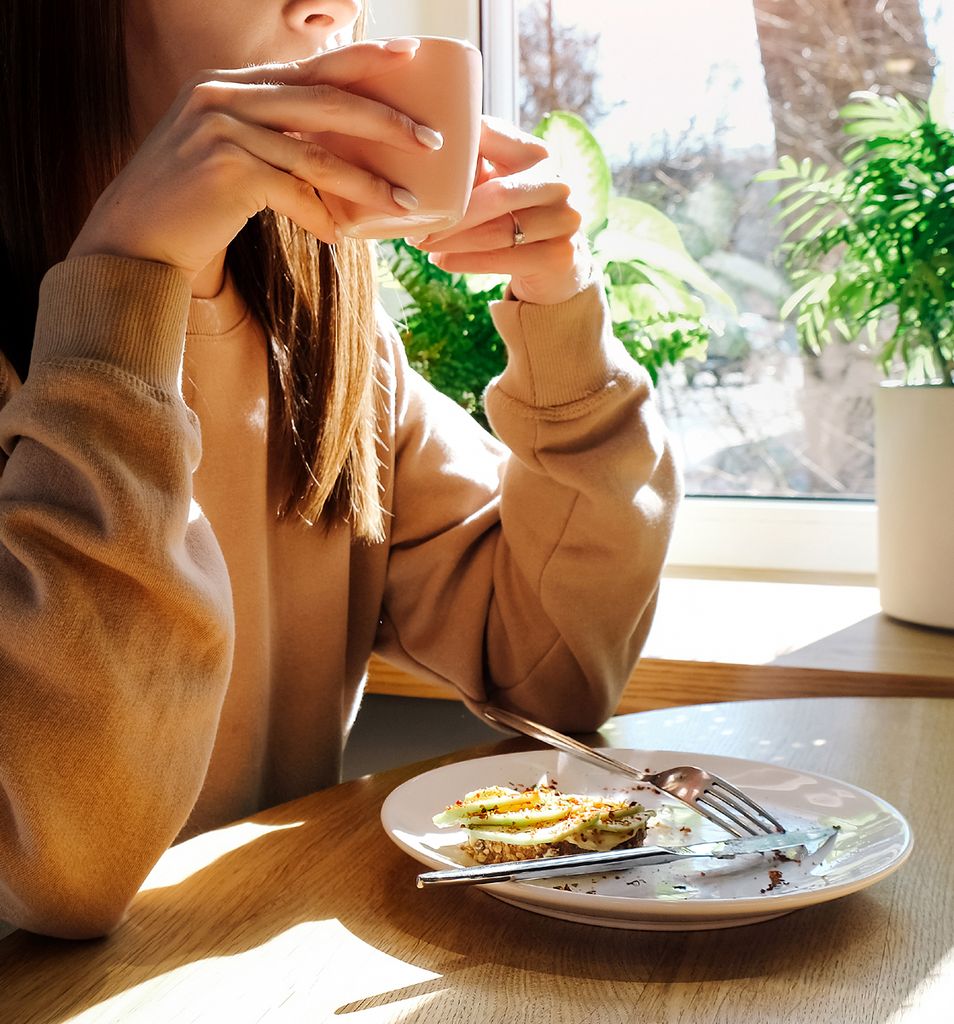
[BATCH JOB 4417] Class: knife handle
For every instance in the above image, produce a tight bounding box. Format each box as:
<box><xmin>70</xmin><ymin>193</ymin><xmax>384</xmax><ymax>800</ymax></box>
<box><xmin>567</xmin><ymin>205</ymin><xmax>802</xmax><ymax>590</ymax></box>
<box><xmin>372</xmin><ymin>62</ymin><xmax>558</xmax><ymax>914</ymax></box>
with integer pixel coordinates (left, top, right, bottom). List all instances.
<box><xmin>416</xmin><ymin>845</ymin><xmax>687</xmax><ymax>887</ymax></box>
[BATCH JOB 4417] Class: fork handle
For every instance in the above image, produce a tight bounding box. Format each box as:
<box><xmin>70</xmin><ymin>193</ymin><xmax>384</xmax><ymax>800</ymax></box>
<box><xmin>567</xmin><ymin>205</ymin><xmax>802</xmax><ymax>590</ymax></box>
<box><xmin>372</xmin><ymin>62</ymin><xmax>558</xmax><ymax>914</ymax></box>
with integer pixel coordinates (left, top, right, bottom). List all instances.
<box><xmin>483</xmin><ymin>706</ymin><xmax>650</xmax><ymax>784</ymax></box>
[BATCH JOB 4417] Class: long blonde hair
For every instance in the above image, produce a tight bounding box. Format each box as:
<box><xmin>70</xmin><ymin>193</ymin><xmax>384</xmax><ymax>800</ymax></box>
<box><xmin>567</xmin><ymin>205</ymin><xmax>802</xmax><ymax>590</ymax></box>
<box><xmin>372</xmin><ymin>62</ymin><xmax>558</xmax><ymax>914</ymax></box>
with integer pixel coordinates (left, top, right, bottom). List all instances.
<box><xmin>0</xmin><ymin>0</ymin><xmax>385</xmax><ymax>541</ymax></box>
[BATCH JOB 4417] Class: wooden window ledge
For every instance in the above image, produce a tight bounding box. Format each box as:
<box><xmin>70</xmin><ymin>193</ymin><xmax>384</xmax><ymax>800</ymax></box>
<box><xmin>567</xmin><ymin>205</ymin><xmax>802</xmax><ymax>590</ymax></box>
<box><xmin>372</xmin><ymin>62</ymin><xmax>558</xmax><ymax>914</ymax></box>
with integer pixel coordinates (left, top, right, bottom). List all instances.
<box><xmin>366</xmin><ymin>570</ymin><xmax>954</xmax><ymax>713</ymax></box>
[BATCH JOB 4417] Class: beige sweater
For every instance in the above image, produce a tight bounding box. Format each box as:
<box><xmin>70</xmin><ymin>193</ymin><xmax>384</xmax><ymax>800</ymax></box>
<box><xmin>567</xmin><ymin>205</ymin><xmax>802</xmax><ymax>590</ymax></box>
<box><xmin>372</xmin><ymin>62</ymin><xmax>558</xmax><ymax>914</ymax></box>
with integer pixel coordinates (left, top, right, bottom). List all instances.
<box><xmin>0</xmin><ymin>254</ymin><xmax>678</xmax><ymax>938</ymax></box>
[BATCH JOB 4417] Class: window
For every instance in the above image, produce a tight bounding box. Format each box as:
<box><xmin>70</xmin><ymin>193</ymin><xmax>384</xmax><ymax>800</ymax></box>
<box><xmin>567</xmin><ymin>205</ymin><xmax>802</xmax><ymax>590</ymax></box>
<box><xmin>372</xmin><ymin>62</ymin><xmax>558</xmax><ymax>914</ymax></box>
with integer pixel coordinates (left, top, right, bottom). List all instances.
<box><xmin>374</xmin><ymin>1</ymin><xmax>950</xmax><ymax>572</ymax></box>
<box><xmin>498</xmin><ymin>0</ymin><xmax>949</xmax><ymax>571</ymax></box>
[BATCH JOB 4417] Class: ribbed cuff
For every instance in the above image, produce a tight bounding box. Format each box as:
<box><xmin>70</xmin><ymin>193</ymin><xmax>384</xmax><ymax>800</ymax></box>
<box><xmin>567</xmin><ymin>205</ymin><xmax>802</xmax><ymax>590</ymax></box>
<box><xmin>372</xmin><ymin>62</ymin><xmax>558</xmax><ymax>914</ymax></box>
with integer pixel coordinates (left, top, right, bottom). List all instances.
<box><xmin>32</xmin><ymin>255</ymin><xmax>193</xmax><ymax>394</ymax></box>
<box><xmin>489</xmin><ymin>278</ymin><xmax>629</xmax><ymax>408</ymax></box>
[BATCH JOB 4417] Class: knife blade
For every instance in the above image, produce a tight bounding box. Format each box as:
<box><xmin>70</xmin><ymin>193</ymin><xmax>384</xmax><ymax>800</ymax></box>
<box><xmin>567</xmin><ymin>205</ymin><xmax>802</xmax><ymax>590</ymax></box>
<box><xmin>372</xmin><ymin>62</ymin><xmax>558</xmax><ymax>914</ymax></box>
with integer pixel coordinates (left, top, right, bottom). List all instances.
<box><xmin>415</xmin><ymin>825</ymin><xmax>836</xmax><ymax>887</ymax></box>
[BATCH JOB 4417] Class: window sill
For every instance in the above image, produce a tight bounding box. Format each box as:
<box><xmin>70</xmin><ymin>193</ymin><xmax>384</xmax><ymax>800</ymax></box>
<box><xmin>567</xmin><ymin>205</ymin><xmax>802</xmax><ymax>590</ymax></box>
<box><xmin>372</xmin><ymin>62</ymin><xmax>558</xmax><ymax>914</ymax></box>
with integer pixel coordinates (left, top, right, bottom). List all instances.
<box><xmin>366</xmin><ymin>569</ymin><xmax>954</xmax><ymax>713</ymax></box>
<box><xmin>665</xmin><ymin>498</ymin><xmax>877</xmax><ymax>575</ymax></box>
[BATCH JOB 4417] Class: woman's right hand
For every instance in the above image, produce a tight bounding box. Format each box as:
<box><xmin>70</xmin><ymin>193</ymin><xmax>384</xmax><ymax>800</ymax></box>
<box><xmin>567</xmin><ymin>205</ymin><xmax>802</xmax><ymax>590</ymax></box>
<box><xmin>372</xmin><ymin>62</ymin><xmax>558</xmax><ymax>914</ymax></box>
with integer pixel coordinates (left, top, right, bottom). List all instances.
<box><xmin>68</xmin><ymin>38</ymin><xmax>442</xmax><ymax>281</ymax></box>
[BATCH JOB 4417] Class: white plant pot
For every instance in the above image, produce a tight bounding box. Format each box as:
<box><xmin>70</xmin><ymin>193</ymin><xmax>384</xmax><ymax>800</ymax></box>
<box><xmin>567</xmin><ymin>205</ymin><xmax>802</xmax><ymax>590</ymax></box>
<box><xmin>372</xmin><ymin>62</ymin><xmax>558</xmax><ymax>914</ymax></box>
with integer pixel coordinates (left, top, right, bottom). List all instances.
<box><xmin>875</xmin><ymin>382</ymin><xmax>954</xmax><ymax>630</ymax></box>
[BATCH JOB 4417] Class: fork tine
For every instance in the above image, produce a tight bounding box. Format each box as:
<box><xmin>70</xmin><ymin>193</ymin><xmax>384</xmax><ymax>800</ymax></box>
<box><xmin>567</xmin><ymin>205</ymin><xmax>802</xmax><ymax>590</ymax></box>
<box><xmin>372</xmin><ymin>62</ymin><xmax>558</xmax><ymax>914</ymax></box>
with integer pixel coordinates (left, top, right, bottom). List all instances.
<box><xmin>707</xmin><ymin>779</ymin><xmax>786</xmax><ymax>833</ymax></box>
<box><xmin>685</xmin><ymin>799</ymin><xmax>746</xmax><ymax>839</ymax></box>
<box><xmin>696</xmin><ymin>792</ymin><xmax>762</xmax><ymax>836</ymax></box>
<box><xmin>702</xmin><ymin>789</ymin><xmax>770</xmax><ymax>835</ymax></box>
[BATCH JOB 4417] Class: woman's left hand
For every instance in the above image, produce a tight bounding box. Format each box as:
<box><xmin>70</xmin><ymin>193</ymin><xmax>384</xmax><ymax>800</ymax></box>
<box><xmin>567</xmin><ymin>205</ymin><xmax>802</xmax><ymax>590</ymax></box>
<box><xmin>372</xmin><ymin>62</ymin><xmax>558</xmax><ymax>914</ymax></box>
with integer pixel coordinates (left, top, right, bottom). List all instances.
<box><xmin>406</xmin><ymin>116</ymin><xmax>593</xmax><ymax>306</ymax></box>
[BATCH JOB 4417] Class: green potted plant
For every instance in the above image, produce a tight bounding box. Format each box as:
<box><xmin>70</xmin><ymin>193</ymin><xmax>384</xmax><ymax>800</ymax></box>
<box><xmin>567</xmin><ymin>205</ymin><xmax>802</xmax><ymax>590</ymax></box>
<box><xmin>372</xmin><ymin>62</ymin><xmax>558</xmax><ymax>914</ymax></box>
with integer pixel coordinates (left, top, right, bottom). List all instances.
<box><xmin>379</xmin><ymin>111</ymin><xmax>733</xmax><ymax>430</ymax></box>
<box><xmin>758</xmin><ymin>78</ymin><xmax>954</xmax><ymax>629</ymax></box>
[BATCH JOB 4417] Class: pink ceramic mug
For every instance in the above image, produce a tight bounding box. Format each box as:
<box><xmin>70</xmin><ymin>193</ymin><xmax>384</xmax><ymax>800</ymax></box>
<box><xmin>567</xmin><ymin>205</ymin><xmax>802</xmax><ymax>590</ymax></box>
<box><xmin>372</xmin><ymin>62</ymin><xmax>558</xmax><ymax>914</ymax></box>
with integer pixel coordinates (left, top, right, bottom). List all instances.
<box><xmin>316</xmin><ymin>37</ymin><xmax>483</xmax><ymax>239</ymax></box>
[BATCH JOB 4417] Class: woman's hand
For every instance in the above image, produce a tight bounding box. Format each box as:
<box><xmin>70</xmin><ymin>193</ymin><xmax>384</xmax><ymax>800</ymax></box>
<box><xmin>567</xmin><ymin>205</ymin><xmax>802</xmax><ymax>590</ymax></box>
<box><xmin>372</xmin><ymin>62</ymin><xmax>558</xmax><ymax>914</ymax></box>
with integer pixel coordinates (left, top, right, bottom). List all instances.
<box><xmin>406</xmin><ymin>116</ymin><xmax>592</xmax><ymax>306</ymax></box>
<box><xmin>68</xmin><ymin>39</ymin><xmax>443</xmax><ymax>282</ymax></box>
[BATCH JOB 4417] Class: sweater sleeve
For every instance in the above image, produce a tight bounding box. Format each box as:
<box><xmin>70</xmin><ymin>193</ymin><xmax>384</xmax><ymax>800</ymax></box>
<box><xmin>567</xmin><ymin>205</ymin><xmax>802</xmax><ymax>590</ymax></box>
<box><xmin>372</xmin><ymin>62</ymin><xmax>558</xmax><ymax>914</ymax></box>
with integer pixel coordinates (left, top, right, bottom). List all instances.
<box><xmin>375</xmin><ymin>277</ymin><xmax>681</xmax><ymax>731</ymax></box>
<box><xmin>0</xmin><ymin>256</ymin><xmax>234</xmax><ymax>939</ymax></box>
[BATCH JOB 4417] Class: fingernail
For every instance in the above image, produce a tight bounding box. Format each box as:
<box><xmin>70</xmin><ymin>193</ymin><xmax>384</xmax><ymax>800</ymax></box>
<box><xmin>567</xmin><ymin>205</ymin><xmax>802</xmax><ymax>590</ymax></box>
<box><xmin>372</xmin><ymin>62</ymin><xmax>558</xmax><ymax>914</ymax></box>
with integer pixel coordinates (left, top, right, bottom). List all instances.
<box><xmin>392</xmin><ymin>187</ymin><xmax>419</xmax><ymax>210</ymax></box>
<box><xmin>404</xmin><ymin>235</ymin><xmax>428</xmax><ymax>246</ymax></box>
<box><xmin>334</xmin><ymin>226</ymin><xmax>344</xmax><ymax>244</ymax></box>
<box><xmin>414</xmin><ymin>125</ymin><xmax>444</xmax><ymax>150</ymax></box>
<box><xmin>427</xmin><ymin>252</ymin><xmax>441</xmax><ymax>266</ymax></box>
<box><xmin>385</xmin><ymin>37</ymin><xmax>420</xmax><ymax>54</ymax></box>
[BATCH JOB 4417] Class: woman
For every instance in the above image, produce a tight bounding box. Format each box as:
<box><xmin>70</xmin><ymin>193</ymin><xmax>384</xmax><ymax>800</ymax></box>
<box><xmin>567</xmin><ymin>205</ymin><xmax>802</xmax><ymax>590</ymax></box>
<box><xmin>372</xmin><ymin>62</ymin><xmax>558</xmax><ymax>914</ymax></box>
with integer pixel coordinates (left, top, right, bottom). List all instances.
<box><xmin>0</xmin><ymin>0</ymin><xmax>679</xmax><ymax>938</ymax></box>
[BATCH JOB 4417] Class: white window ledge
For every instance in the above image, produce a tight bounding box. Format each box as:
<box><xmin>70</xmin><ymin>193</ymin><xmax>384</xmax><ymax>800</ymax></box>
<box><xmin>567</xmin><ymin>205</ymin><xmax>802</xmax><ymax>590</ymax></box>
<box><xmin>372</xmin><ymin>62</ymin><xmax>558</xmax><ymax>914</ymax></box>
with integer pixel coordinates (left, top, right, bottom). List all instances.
<box><xmin>667</xmin><ymin>497</ymin><xmax>877</xmax><ymax>575</ymax></box>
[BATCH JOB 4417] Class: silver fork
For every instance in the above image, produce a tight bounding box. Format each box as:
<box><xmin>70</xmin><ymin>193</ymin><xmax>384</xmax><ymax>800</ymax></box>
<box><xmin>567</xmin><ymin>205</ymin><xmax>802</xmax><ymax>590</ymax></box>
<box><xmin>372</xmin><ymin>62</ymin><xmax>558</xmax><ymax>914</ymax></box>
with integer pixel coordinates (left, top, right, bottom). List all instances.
<box><xmin>483</xmin><ymin>706</ymin><xmax>785</xmax><ymax>838</ymax></box>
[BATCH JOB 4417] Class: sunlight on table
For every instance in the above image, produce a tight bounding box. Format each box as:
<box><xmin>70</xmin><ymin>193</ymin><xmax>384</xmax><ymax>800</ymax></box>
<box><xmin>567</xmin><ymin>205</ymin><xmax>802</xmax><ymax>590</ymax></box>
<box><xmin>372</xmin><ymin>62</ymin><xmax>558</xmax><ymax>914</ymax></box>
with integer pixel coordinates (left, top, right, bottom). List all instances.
<box><xmin>647</xmin><ymin>576</ymin><xmax>882</xmax><ymax>664</ymax></box>
<box><xmin>140</xmin><ymin>822</ymin><xmax>304</xmax><ymax>891</ymax></box>
<box><xmin>887</xmin><ymin>944</ymin><xmax>954</xmax><ymax>1022</ymax></box>
<box><xmin>65</xmin><ymin>918</ymin><xmax>443</xmax><ymax>1024</ymax></box>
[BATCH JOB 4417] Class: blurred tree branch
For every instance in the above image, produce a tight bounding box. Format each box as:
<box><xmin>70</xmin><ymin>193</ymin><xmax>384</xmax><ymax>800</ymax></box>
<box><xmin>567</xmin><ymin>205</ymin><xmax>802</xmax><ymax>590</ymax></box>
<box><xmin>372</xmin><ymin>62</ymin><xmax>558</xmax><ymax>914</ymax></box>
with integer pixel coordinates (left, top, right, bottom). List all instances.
<box><xmin>518</xmin><ymin>0</ymin><xmax>615</xmax><ymax>129</ymax></box>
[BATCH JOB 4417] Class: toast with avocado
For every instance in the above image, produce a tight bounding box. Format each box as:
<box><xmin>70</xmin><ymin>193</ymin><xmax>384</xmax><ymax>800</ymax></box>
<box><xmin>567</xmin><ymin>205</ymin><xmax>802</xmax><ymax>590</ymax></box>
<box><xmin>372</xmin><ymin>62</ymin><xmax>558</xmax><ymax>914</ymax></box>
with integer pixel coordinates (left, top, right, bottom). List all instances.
<box><xmin>433</xmin><ymin>784</ymin><xmax>653</xmax><ymax>864</ymax></box>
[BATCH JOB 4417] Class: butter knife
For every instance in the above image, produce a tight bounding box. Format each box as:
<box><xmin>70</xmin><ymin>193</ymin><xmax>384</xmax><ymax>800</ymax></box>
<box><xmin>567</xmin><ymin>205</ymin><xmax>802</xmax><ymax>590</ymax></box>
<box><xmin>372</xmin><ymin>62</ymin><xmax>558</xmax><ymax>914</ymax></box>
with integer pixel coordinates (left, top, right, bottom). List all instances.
<box><xmin>416</xmin><ymin>825</ymin><xmax>836</xmax><ymax>887</ymax></box>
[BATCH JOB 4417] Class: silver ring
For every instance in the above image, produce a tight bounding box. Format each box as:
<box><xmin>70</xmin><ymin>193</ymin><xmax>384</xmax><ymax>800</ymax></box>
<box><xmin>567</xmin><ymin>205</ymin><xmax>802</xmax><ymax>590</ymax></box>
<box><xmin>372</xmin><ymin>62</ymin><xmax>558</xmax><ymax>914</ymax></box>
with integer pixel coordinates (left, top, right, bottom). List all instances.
<box><xmin>509</xmin><ymin>211</ymin><xmax>526</xmax><ymax>247</ymax></box>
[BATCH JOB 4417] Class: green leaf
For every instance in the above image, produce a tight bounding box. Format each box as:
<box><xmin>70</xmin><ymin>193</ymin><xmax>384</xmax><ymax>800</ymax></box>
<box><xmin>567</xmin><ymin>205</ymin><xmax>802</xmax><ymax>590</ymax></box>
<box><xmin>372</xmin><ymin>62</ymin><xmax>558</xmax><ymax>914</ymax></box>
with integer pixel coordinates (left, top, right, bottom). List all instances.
<box><xmin>832</xmin><ymin>318</ymin><xmax>854</xmax><ymax>340</ymax></box>
<box><xmin>610</xmin><ymin>261</ymin><xmax>700</xmax><ymax>317</ymax></box>
<box><xmin>779</xmin><ymin>154</ymin><xmax>799</xmax><ymax>175</ymax></box>
<box><xmin>840</xmin><ymin>91</ymin><xmax>926</xmax><ymax>139</ymax></box>
<box><xmin>753</xmin><ymin>167</ymin><xmax>797</xmax><ymax>182</ymax></box>
<box><xmin>781</xmin><ymin>205</ymin><xmax>829</xmax><ymax>240</ymax></box>
<box><xmin>771</xmin><ymin>179</ymin><xmax>817</xmax><ymax>205</ymax></box>
<box><xmin>774</xmin><ymin>189</ymin><xmax>828</xmax><ymax>222</ymax></box>
<box><xmin>608</xmin><ymin>282</ymin><xmax>672</xmax><ymax>321</ymax></box>
<box><xmin>780</xmin><ymin>280</ymin><xmax>818</xmax><ymax>321</ymax></box>
<box><xmin>604</xmin><ymin>260</ymin><xmax>652</xmax><ymax>287</ymax></box>
<box><xmin>595</xmin><ymin>197</ymin><xmax>736</xmax><ymax>311</ymax></box>
<box><xmin>603</xmin><ymin>196</ymin><xmax>688</xmax><ymax>251</ymax></box>
<box><xmin>598</xmin><ymin>235</ymin><xmax>731</xmax><ymax>311</ymax></box>
<box><xmin>534</xmin><ymin>111</ymin><xmax>611</xmax><ymax>237</ymax></box>
<box><xmin>804</xmin><ymin>211</ymin><xmax>839</xmax><ymax>237</ymax></box>
<box><xmin>913</xmin><ymin>263</ymin><xmax>947</xmax><ymax>305</ymax></box>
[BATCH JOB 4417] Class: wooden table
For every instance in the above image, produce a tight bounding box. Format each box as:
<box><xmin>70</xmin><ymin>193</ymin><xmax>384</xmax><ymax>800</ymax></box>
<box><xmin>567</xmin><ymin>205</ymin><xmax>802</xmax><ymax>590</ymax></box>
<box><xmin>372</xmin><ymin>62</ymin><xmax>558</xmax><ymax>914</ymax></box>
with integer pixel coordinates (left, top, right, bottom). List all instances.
<box><xmin>1</xmin><ymin>696</ymin><xmax>948</xmax><ymax>1024</ymax></box>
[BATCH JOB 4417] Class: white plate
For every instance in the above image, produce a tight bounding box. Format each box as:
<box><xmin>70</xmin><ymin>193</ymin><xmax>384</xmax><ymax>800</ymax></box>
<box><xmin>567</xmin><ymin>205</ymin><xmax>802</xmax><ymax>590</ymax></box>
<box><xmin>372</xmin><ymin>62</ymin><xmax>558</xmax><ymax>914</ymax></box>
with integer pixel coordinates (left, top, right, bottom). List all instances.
<box><xmin>381</xmin><ymin>748</ymin><xmax>913</xmax><ymax>931</ymax></box>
